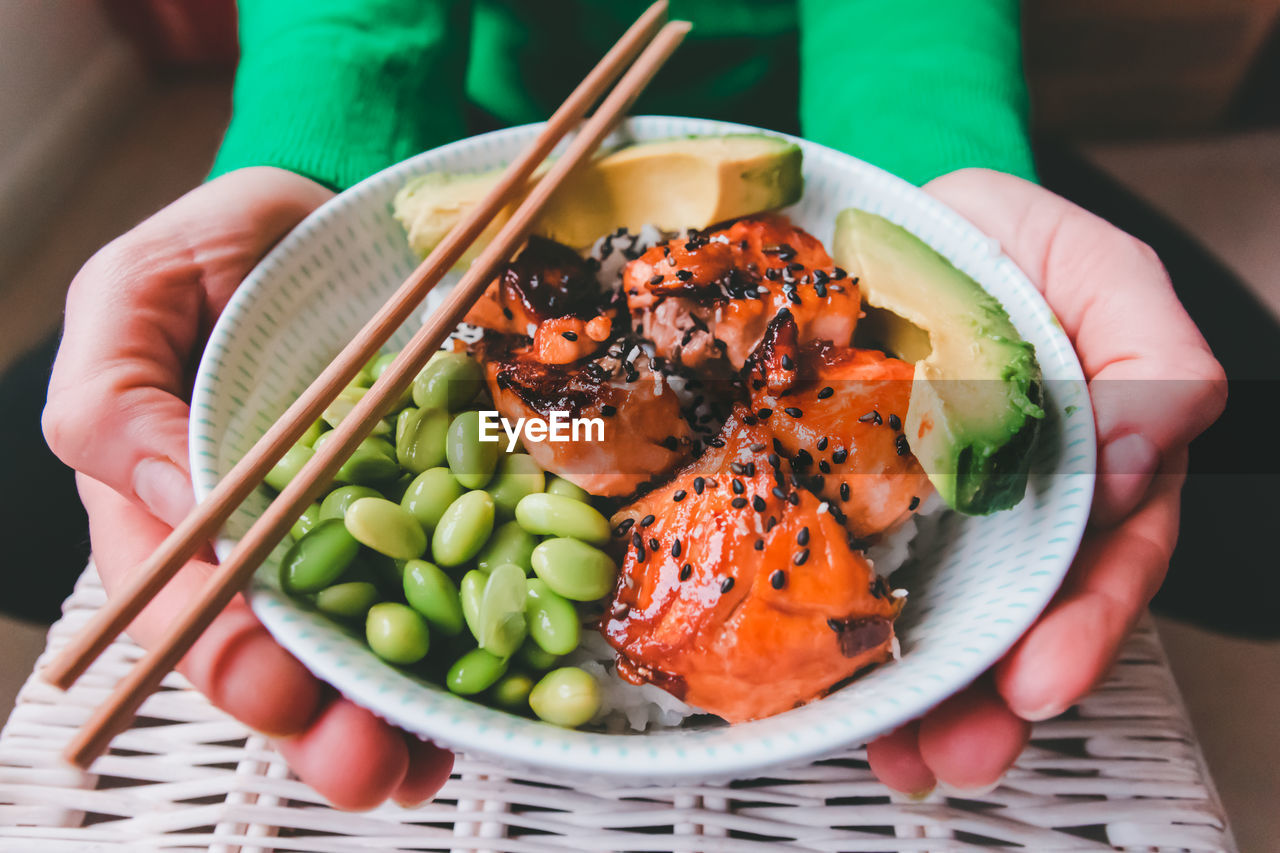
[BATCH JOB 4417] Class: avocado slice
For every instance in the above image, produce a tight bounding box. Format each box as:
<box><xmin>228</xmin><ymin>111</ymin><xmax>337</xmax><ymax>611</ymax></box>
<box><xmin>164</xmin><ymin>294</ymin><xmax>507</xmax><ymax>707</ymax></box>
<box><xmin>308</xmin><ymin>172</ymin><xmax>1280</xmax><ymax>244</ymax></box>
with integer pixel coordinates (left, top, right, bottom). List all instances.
<box><xmin>394</xmin><ymin>134</ymin><xmax>802</xmax><ymax>262</ymax></box>
<box><xmin>832</xmin><ymin>209</ymin><xmax>1045</xmax><ymax>515</ymax></box>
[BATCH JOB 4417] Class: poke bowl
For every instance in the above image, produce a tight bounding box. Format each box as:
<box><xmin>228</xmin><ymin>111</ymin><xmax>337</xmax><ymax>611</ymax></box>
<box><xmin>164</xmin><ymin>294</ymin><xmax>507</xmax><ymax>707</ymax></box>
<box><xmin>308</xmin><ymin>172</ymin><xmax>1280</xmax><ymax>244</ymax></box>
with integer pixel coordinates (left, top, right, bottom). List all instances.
<box><xmin>189</xmin><ymin>116</ymin><xmax>1095</xmax><ymax>784</ymax></box>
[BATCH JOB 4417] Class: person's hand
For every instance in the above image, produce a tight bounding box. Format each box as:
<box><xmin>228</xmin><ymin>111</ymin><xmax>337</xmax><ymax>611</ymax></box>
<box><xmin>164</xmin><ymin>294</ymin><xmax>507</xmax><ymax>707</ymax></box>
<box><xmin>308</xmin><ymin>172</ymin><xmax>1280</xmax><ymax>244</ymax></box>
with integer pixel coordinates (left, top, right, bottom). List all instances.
<box><xmin>44</xmin><ymin>168</ymin><xmax>454</xmax><ymax>809</ymax></box>
<box><xmin>866</xmin><ymin>169</ymin><xmax>1226</xmax><ymax>796</ymax></box>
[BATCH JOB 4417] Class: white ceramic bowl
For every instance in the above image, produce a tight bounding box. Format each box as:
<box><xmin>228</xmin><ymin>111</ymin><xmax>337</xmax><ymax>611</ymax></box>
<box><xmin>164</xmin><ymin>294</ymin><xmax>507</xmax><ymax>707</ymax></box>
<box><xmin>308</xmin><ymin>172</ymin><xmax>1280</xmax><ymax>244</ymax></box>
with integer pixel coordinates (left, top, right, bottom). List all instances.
<box><xmin>190</xmin><ymin>117</ymin><xmax>1095</xmax><ymax>784</ymax></box>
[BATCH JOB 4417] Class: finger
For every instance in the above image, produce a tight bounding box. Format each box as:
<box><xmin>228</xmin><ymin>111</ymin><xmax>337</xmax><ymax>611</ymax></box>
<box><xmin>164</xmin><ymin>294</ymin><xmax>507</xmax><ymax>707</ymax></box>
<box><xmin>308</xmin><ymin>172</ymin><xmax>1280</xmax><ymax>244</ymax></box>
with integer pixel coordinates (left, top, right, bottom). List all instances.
<box><xmin>994</xmin><ymin>451</ymin><xmax>1187</xmax><ymax>721</ymax></box>
<box><xmin>916</xmin><ymin>680</ymin><xmax>1030</xmax><ymax>792</ymax></box>
<box><xmin>924</xmin><ymin>169</ymin><xmax>1225</xmax><ymax>523</ymax></box>
<box><xmin>79</xmin><ymin>474</ymin><xmax>321</xmax><ymax>736</ymax></box>
<box><xmin>392</xmin><ymin>736</ymin><xmax>456</xmax><ymax>807</ymax></box>
<box><xmin>866</xmin><ymin>720</ymin><xmax>936</xmax><ymax>796</ymax></box>
<box><xmin>274</xmin><ymin>697</ymin><xmax>410</xmax><ymax>811</ymax></box>
<box><xmin>44</xmin><ymin>169</ymin><xmax>332</xmax><ymax>527</ymax></box>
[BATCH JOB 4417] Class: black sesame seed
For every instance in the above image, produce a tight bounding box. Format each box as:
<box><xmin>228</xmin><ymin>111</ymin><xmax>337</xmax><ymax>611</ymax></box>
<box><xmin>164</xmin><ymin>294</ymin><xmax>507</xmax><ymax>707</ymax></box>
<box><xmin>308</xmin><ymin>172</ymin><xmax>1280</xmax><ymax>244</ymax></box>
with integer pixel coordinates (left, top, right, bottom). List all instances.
<box><xmin>771</xmin><ymin>486</ymin><xmax>787</xmax><ymax>500</ymax></box>
<box><xmin>770</xmin><ymin>570</ymin><xmax>786</xmax><ymax>589</ymax></box>
<box><xmin>797</xmin><ymin>526</ymin><xmax>810</xmax><ymax>546</ymax></box>
<box><xmin>693</xmin><ymin>477</ymin><xmax>705</xmax><ymax>495</ymax></box>
<box><xmin>661</xmin><ymin>435</ymin><xmax>679</xmax><ymax>451</ymax></box>
<box><xmin>765</xmin><ymin>267</ymin><xmax>781</xmax><ymax>281</ymax></box>
<box><xmin>909</xmin><ymin>495</ymin><xmax>920</xmax><ymax>511</ymax></box>
<box><xmin>767</xmin><ymin>453</ymin><xmax>781</xmax><ymax>469</ymax></box>
<box><xmin>636</xmin><ymin>544</ymin><xmax>646</xmax><ymax>562</ymax></box>
<box><xmin>601</xmin><ymin>404</ymin><xmax>617</xmax><ymax>416</ymax></box>
<box><xmin>773</xmin><ymin>438</ymin><xmax>786</xmax><ymax>455</ymax></box>
<box><xmin>720</xmin><ymin>576</ymin><xmax>735</xmax><ymax>594</ymax></box>
<box><xmin>788</xmin><ymin>492</ymin><xmax>800</xmax><ymax>506</ymax></box>
<box><xmin>673</xmin><ymin>489</ymin><xmax>688</xmax><ymax>502</ymax></box>
<box><xmin>840</xmin><ymin>482</ymin><xmax>850</xmax><ymax>502</ymax></box>
<box><xmin>781</xmin><ymin>354</ymin><xmax>795</xmax><ymax>370</ymax></box>
<box><xmin>731</xmin><ymin>497</ymin><xmax>748</xmax><ymax>509</ymax></box>
<box><xmin>708</xmin><ymin>436</ymin><xmax>726</xmax><ymax>448</ymax></box>
<box><xmin>648</xmin><ymin>537</ymin><xmax>660</xmax><ymax>552</ymax></box>
<box><xmin>631</xmin><ymin>532</ymin><xmax>643</xmax><ymax>549</ymax></box>
<box><xmin>757</xmin><ymin>408</ymin><xmax>772</xmax><ymax>420</ymax></box>
<box><xmin>832</xmin><ymin>448</ymin><xmax>848</xmax><ymax>464</ymax></box>
<box><xmin>819</xmin><ymin>460</ymin><xmax>831</xmax><ymax>474</ymax></box>
<box><xmin>787</xmin><ymin>291</ymin><xmax>802</xmax><ymax>305</ymax></box>
<box><xmin>750</xmin><ymin>442</ymin><xmax>766</xmax><ymax>452</ymax></box>
<box><xmin>858</xmin><ymin>410</ymin><xmax>882</xmax><ymax>425</ymax></box>
<box><xmin>784</xmin><ymin>406</ymin><xmax>803</xmax><ymax>418</ymax></box>
<box><xmin>745</xmin><ymin>462</ymin><xmax>756</xmax><ymax>477</ymax></box>
<box><xmin>641</xmin><ymin>514</ymin><xmax>655</xmax><ymax>528</ymax></box>
<box><xmin>730</xmin><ymin>462</ymin><xmax>746</xmax><ymax>476</ymax></box>
<box><xmin>680</xmin><ymin>563</ymin><xmax>692</xmax><ymax>581</ymax></box>
<box><xmin>827</xmin><ymin>618</ymin><xmax>842</xmax><ymax>632</ymax></box>
<box><xmin>814</xmin><ymin>282</ymin><xmax>828</xmax><ymax>298</ymax></box>
<box><xmin>888</xmin><ymin>413</ymin><xmax>902</xmax><ymax>431</ymax></box>
<box><xmin>502</xmin><ymin>306</ymin><xmax>514</xmax><ymax>319</ymax></box>
<box><xmin>752</xmin><ymin>495</ymin><xmax>766</xmax><ymax>512</ymax></box>
<box><xmin>649</xmin><ymin>274</ymin><xmax>664</xmax><ymax>285</ymax></box>
<box><xmin>896</xmin><ymin>434</ymin><xmax>910</xmax><ymax>456</ymax></box>
<box><xmin>793</xmin><ymin>548</ymin><xmax>809</xmax><ymax>566</ymax></box>
<box><xmin>766</xmin><ymin>515</ymin><xmax>779</xmax><ymax>531</ymax></box>
<box><xmin>615</xmin><ymin>518</ymin><xmax>635</xmax><ymax>536</ymax></box>
<box><xmin>794</xmin><ymin>449</ymin><xmax>813</xmax><ymax>469</ymax></box>
<box><xmin>754</xmin><ymin>539</ymin><xmax>765</xmax><ymax>551</ymax></box>
<box><xmin>676</xmin><ymin>269</ymin><xmax>693</xmax><ymax>281</ymax></box>
<box><xmin>817</xmin><ymin>386</ymin><xmax>834</xmax><ymax>400</ymax></box>
<box><xmin>832</xmin><ymin>267</ymin><xmax>847</xmax><ymax>279</ymax></box>
<box><xmin>731</xmin><ymin>478</ymin><xmax>745</xmax><ymax>494</ymax></box>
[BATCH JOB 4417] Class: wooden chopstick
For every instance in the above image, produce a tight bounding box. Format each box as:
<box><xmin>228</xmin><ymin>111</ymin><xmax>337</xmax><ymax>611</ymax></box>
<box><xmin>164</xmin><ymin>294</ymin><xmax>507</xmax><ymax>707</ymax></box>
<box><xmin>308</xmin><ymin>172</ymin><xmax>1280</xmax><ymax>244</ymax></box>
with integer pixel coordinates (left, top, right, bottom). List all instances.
<box><xmin>62</xmin><ymin>18</ymin><xmax>692</xmax><ymax>769</ymax></box>
<box><xmin>41</xmin><ymin>0</ymin><xmax>671</xmax><ymax>694</ymax></box>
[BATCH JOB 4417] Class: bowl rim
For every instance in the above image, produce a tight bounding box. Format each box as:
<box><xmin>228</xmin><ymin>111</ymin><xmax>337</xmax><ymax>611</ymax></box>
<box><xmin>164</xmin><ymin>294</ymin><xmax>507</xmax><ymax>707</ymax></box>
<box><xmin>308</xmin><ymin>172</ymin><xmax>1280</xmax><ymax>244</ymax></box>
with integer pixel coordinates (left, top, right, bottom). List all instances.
<box><xmin>190</xmin><ymin>115</ymin><xmax>1096</xmax><ymax>782</ymax></box>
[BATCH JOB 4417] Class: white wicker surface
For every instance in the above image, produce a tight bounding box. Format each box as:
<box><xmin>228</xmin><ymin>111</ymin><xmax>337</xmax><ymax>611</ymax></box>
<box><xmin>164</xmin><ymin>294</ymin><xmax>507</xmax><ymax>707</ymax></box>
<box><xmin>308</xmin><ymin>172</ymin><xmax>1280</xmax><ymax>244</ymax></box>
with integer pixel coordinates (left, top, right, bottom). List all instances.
<box><xmin>0</xmin><ymin>569</ymin><xmax>1234</xmax><ymax>852</ymax></box>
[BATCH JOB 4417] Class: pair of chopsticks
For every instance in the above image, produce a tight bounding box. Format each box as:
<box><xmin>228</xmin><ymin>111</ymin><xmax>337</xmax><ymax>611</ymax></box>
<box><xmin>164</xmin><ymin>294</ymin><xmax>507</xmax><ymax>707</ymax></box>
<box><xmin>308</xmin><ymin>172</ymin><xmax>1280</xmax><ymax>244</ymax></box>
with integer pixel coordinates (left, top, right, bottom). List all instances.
<box><xmin>45</xmin><ymin>1</ymin><xmax>689</xmax><ymax>768</ymax></box>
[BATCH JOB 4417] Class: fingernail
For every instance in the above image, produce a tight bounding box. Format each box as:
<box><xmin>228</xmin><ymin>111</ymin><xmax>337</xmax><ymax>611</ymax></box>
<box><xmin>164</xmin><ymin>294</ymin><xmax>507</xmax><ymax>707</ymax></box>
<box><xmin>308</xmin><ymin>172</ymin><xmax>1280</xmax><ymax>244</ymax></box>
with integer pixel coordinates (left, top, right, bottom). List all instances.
<box><xmin>905</xmin><ymin>784</ymin><xmax>936</xmax><ymax>801</ymax></box>
<box><xmin>133</xmin><ymin>457</ymin><xmax>195</xmax><ymax>527</ymax></box>
<box><xmin>1015</xmin><ymin>700</ymin><xmax>1066</xmax><ymax>723</ymax></box>
<box><xmin>940</xmin><ymin>779</ymin><xmax>1002</xmax><ymax>798</ymax></box>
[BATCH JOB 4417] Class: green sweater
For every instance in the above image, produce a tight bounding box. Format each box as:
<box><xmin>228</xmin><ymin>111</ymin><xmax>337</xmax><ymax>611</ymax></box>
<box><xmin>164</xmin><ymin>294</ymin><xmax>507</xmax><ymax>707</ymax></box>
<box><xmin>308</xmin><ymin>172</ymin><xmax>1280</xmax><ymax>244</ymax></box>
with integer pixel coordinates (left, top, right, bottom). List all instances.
<box><xmin>209</xmin><ymin>0</ymin><xmax>1034</xmax><ymax>191</ymax></box>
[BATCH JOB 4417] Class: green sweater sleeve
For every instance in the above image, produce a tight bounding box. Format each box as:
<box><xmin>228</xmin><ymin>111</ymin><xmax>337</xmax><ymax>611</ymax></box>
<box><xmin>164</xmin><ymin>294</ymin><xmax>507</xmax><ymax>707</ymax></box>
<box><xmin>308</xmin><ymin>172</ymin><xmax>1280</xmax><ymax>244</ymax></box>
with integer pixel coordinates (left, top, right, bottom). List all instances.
<box><xmin>797</xmin><ymin>0</ymin><xmax>1035</xmax><ymax>185</ymax></box>
<box><xmin>208</xmin><ymin>0</ymin><xmax>471</xmax><ymax>191</ymax></box>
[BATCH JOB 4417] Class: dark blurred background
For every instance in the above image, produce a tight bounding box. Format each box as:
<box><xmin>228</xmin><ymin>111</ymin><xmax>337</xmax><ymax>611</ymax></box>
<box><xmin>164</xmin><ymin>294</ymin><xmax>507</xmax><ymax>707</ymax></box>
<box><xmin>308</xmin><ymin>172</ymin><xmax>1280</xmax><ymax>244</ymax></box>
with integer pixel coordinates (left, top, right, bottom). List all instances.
<box><xmin>0</xmin><ymin>1</ymin><xmax>1275</xmax><ymax>847</ymax></box>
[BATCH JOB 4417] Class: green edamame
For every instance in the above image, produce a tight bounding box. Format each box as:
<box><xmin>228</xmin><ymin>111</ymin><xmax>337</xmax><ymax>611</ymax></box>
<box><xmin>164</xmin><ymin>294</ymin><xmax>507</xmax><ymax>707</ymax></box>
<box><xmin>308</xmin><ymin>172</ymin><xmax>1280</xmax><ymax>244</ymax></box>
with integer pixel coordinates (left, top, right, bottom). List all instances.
<box><xmin>459</xmin><ymin>569</ymin><xmax>487</xmax><ymax>644</ymax></box>
<box><xmin>446</xmin><ymin>648</ymin><xmax>507</xmax><ymax>695</ymax></box>
<box><xmin>315</xmin><ymin>581</ymin><xmax>379</xmax><ymax>619</ymax></box>
<box><xmin>395</xmin><ymin>406</ymin><xmax>449</xmax><ymax>474</ymax></box>
<box><xmin>518</xmin><ymin>639</ymin><xmax>560</xmax><ymax>671</ymax></box>
<box><xmin>530</xmin><ymin>538</ymin><xmax>616</xmax><ymax>601</ymax></box>
<box><xmin>319</xmin><ymin>485</ymin><xmax>382</xmax><ymax>521</ymax></box>
<box><xmin>490</xmin><ymin>673</ymin><xmax>534</xmax><ymax>710</ymax></box>
<box><xmin>383</xmin><ymin>472</ymin><xmax>414</xmax><ymax>503</ymax></box>
<box><xmin>479</xmin><ymin>564</ymin><xmax>528</xmax><ymax>658</ymax></box>
<box><xmin>432</xmin><ymin>490</ymin><xmax>495</xmax><ymax>566</ymax></box>
<box><xmin>321</xmin><ymin>386</ymin><xmax>391</xmax><ymax>435</ymax></box>
<box><xmin>403</xmin><ymin>559</ymin><xmax>463</xmax><ymax>636</ymax></box>
<box><xmin>280</xmin><ymin>519</ymin><xmax>361</xmax><ymax>594</ymax></box>
<box><xmin>370</xmin><ymin>351</ymin><xmax>397</xmax><ymax>381</ymax></box>
<box><xmin>344</xmin><ymin>497</ymin><xmax>426</xmax><ymax>560</ymax></box>
<box><xmin>290</xmin><ymin>502</ymin><xmax>321</xmax><ymax>540</ymax></box>
<box><xmin>413</xmin><ymin>351</ymin><xmax>484</xmax><ymax>411</ymax></box>
<box><xmin>529</xmin><ymin>667</ymin><xmax>600</xmax><ymax>727</ymax></box>
<box><xmin>545</xmin><ymin>476</ymin><xmax>591</xmax><ymax>502</ymax></box>
<box><xmin>366</xmin><ymin>602</ymin><xmax>430</xmax><ymax>664</ymax></box>
<box><xmin>446</xmin><ymin>410</ymin><xmax>500</xmax><ymax>489</ymax></box>
<box><xmin>487</xmin><ymin>454</ymin><xmax>545</xmax><ymax>516</ymax></box>
<box><xmin>333</xmin><ymin>436</ymin><xmax>401</xmax><ymax>486</ymax></box>
<box><xmin>475</xmin><ymin>520</ymin><xmax>537</xmax><ymax>573</ymax></box>
<box><xmin>514</xmin><ymin>493</ymin><xmax>610</xmax><ymax>545</ymax></box>
<box><xmin>298</xmin><ymin>419</ymin><xmax>326</xmax><ymax>447</ymax></box>
<box><xmin>400</xmin><ymin>467</ymin><xmax>464</xmax><ymax>534</ymax></box>
<box><xmin>525</xmin><ymin>578</ymin><xmax>580</xmax><ymax>655</ymax></box>
<box><xmin>265</xmin><ymin>444</ymin><xmax>313</xmax><ymax>492</ymax></box>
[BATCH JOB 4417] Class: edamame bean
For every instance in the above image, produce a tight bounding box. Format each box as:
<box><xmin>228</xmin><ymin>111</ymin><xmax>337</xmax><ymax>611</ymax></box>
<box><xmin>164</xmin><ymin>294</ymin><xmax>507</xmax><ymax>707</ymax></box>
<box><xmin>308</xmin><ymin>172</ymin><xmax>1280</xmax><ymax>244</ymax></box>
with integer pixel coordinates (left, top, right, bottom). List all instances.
<box><xmin>530</xmin><ymin>538</ymin><xmax>616</xmax><ymax>601</ymax></box>
<box><xmin>334</xmin><ymin>436</ymin><xmax>401</xmax><ymax>485</ymax></box>
<box><xmin>432</xmin><ymin>490</ymin><xmax>494</xmax><ymax>566</ymax></box>
<box><xmin>280</xmin><ymin>519</ymin><xmax>361</xmax><ymax>594</ymax></box>
<box><xmin>316</xmin><ymin>581</ymin><xmax>380</xmax><ymax>619</ymax></box>
<box><xmin>479</xmin><ymin>564</ymin><xmax>528</xmax><ymax>658</ymax></box>
<box><xmin>529</xmin><ymin>667</ymin><xmax>600</xmax><ymax>727</ymax></box>
<box><xmin>290</xmin><ymin>502</ymin><xmax>321</xmax><ymax>540</ymax></box>
<box><xmin>319</xmin><ymin>485</ymin><xmax>382</xmax><ymax>521</ymax></box>
<box><xmin>321</xmin><ymin>386</ymin><xmax>391</xmax><ymax>435</ymax></box>
<box><xmin>265</xmin><ymin>444</ymin><xmax>314</xmax><ymax>492</ymax></box>
<box><xmin>366</xmin><ymin>602</ymin><xmax>430</xmax><ymax>664</ymax></box>
<box><xmin>545</xmin><ymin>476</ymin><xmax>590</xmax><ymax>503</ymax></box>
<box><xmin>475</xmin><ymin>520</ymin><xmax>537</xmax><ymax>573</ymax></box>
<box><xmin>490</xmin><ymin>673</ymin><xmax>534</xmax><ymax>710</ymax></box>
<box><xmin>446</xmin><ymin>648</ymin><xmax>507</xmax><ymax>695</ymax></box>
<box><xmin>459</xmin><ymin>569</ymin><xmax>487</xmax><ymax>643</ymax></box>
<box><xmin>403</xmin><ymin>559</ymin><xmax>463</xmax><ymax>636</ymax></box>
<box><xmin>383</xmin><ymin>472</ymin><xmax>414</xmax><ymax>503</ymax></box>
<box><xmin>370</xmin><ymin>351</ymin><xmax>398</xmax><ymax>381</ymax></box>
<box><xmin>446</xmin><ymin>410</ymin><xmax>500</xmax><ymax>489</ymax></box>
<box><xmin>487</xmin><ymin>454</ymin><xmax>545</xmax><ymax>517</ymax></box>
<box><xmin>518</xmin><ymin>640</ymin><xmax>560</xmax><ymax>671</ymax></box>
<box><xmin>345</xmin><ymin>497</ymin><xmax>426</xmax><ymax>560</ymax></box>
<box><xmin>400</xmin><ymin>467</ymin><xmax>464</xmax><ymax>534</ymax></box>
<box><xmin>525</xmin><ymin>578</ymin><xmax>580</xmax><ymax>655</ymax></box>
<box><xmin>298</xmin><ymin>419</ymin><xmax>326</xmax><ymax>448</ymax></box>
<box><xmin>413</xmin><ymin>351</ymin><xmax>484</xmax><ymax>411</ymax></box>
<box><xmin>395</xmin><ymin>406</ymin><xmax>450</xmax><ymax>473</ymax></box>
<box><xmin>515</xmin><ymin>493</ymin><xmax>610</xmax><ymax>545</ymax></box>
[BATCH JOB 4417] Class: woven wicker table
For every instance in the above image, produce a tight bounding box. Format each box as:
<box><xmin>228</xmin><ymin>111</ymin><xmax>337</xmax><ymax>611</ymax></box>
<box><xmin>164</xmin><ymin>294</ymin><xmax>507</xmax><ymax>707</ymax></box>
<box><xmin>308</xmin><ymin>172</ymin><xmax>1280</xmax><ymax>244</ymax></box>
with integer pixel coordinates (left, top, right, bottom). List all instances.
<box><xmin>0</xmin><ymin>568</ymin><xmax>1235</xmax><ymax>852</ymax></box>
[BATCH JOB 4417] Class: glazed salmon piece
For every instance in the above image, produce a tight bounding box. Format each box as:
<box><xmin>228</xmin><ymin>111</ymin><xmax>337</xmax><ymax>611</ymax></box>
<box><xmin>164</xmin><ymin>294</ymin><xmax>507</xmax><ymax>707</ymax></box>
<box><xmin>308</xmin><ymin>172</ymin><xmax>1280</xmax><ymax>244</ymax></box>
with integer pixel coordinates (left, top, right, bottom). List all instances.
<box><xmin>623</xmin><ymin>216</ymin><xmax>860</xmax><ymax>369</ymax></box>
<box><xmin>747</xmin><ymin>312</ymin><xmax>933</xmax><ymax>539</ymax></box>
<box><xmin>603</xmin><ymin>411</ymin><xmax>903</xmax><ymax>722</ymax></box>
<box><xmin>466</xmin><ymin>236</ymin><xmax>617</xmax><ymax>364</ymax></box>
<box><xmin>476</xmin><ymin>336</ymin><xmax>691</xmax><ymax>497</ymax></box>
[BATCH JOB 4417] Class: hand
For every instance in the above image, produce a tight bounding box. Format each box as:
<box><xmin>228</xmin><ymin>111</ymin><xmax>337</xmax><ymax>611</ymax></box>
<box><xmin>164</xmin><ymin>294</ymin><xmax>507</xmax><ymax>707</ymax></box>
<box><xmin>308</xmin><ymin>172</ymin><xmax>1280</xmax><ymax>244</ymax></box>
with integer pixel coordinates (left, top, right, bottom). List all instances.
<box><xmin>44</xmin><ymin>168</ymin><xmax>454</xmax><ymax>809</ymax></box>
<box><xmin>866</xmin><ymin>169</ymin><xmax>1226</xmax><ymax>795</ymax></box>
